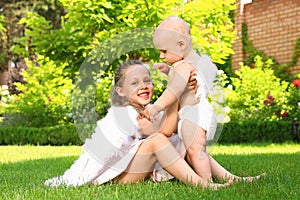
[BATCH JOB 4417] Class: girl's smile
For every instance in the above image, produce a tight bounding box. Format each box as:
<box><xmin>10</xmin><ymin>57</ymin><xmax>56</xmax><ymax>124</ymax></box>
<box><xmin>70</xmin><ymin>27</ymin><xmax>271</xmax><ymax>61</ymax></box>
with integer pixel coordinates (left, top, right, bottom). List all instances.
<box><xmin>116</xmin><ymin>64</ymin><xmax>154</xmax><ymax>107</ymax></box>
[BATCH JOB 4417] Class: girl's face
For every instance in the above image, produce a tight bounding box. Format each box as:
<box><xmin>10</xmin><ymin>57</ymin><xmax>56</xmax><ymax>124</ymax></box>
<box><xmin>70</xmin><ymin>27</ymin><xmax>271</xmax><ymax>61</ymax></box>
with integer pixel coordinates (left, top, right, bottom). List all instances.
<box><xmin>116</xmin><ymin>64</ymin><xmax>154</xmax><ymax>106</ymax></box>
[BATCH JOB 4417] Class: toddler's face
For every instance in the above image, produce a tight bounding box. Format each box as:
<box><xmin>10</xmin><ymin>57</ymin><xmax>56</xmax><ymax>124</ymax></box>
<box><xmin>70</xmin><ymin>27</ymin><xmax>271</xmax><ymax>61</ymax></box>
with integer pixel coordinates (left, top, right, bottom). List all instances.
<box><xmin>153</xmin><ymin>29</ymin><xmax>185</xmax><ymax>65</ymax></box>
<box><xmin>118</xmin><ymin>64</ymin><xmax>153</xmax><ymax>106</ymax></box>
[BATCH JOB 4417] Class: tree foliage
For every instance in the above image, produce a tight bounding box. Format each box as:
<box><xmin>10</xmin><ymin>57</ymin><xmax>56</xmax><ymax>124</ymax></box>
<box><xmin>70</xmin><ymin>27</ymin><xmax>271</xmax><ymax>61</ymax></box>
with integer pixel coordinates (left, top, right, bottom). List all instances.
<box><xmin>13</xmin><ymin>0</ymin><xmax>236</xmax><ymax>77</ymax></box>
<box><xmin>0</xmin><ymin>15</ymin><xmax>6</xmax><ymax>68</ymax></box>
<box><xmin>4</xmin><ymin>0</ymin><xmax>237</xmax><ymax>126</ymax></box>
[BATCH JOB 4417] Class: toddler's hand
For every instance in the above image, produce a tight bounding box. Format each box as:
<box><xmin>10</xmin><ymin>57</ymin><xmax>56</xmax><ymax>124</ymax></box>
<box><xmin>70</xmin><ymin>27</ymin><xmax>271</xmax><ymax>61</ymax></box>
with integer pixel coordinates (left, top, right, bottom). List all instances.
<box><xmin>153</xmin><ymin>63</ymin><xmax>170</xmax><ymax>75</ymax></box>
<box><xmin>188</xmin><ymin>70</ymin><xmax>198</xmax><ymax>94</ymax></box>
<box><xmin>144</xmin><ymin>105</ymin><xmax>160</xmax><ymax>122</ymax></box>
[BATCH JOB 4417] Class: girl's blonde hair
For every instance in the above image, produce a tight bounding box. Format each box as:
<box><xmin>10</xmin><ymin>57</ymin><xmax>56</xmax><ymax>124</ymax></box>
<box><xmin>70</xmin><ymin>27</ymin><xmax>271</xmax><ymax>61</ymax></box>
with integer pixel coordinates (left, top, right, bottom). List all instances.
<box><xmin>110</xmin><ymin>60</ymin><xmax>150</xmax><ymax>106</ymax></box>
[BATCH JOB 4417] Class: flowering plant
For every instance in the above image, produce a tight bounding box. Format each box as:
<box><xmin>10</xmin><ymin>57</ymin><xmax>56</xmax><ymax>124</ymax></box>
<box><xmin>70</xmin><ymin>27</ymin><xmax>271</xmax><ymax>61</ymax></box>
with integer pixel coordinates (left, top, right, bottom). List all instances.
<box><xmin>287</xmin><ymin>76</ymin><xmax>300</xmax><ymax>121</ymax></box>
<box><xmin>226</xmin><ymin>56</ymin><xmax>292</xmax><ymax>121</ymax></box>
<box><xmin>262</xmin><ymin>92</ymin><xmax>289</xmax><ymax>120</ymax></box>
<box><xmin>292</xmin><ymin>79</ymin><xmax>300</xmax><ymax>87</ymax></box>
<box><xmin>0</xmin><ymin>85</ymin><xmax>12</xmax><ymax>105</ymax></box>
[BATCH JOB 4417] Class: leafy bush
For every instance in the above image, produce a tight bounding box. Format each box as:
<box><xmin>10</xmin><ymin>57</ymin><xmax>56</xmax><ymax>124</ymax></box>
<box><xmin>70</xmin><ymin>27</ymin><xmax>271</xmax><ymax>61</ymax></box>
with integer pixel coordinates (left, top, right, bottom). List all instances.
<box><xmin>0</xmin><ymin>120</ymin><xmax>297</xmax><ymax>145</ymax></box>
<box><xmin>0</xmin><ymin>125</ymin><xmax>82</xmax><ymax>145</ymax></box>
<box><xmin>219</xmin><ymin>120</ymin><xmax>296</xmax><ymax>143</ymax></box>
<box><xmin>226</xmin><ymin>56</ymin><xmax>292</xmax><ymax>121</ymax></box>
<box><xmin>4</xmin><ymin>56</ymin><xmax>73</xmax><ymax>127</ymax></box>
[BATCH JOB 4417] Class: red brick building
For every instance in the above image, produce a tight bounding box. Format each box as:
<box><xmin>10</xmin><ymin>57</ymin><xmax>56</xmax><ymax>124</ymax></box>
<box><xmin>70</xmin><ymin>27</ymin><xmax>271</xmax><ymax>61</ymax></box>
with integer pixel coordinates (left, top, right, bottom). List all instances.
<box><xmin>232</xmin><ymin>0</ymin><xmax>300</xmax><ymax>76</ymax></box>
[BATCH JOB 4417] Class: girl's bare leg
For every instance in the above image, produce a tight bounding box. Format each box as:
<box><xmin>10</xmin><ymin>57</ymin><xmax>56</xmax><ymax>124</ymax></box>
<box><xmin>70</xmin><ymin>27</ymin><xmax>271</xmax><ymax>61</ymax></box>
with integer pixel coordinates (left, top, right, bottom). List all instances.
<box><xmin>115</xmin><ymin>133</ymin><xmax>233</xmax><ymax>189</ymax></box>
<box><xmin>180</xmin><ymin>120</ymin><xmax>212</xmax><ymax>182</ymax></box>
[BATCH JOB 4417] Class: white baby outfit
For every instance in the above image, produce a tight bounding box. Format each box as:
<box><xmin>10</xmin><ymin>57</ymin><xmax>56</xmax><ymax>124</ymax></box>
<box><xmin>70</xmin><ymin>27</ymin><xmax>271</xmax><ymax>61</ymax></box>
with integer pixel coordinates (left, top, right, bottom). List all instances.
<box><xmin>176</xmin><ymin>55</ymin><xmax>218</xmax><ymax>141</ymax></box>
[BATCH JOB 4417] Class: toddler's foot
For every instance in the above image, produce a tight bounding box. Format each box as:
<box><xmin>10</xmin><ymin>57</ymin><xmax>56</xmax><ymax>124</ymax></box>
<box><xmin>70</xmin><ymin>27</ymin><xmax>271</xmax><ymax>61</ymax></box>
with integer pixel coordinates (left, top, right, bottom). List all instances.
<box><xmin>235</xmin><ymin>173</ymin><xmax>266</xmax><ymax>182</ymax></box>
<box><xmin>207</xmin><ymin>180</ymin><xmax>234</xmax><ymax>190</ymax></box>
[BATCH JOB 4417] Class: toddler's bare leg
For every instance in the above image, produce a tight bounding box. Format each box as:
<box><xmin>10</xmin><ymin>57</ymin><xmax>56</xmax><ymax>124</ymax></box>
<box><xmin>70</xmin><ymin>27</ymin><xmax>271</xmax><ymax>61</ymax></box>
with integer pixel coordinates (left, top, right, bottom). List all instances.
<box><xmin>181</xmin><ymin>120</ymin><xmax>212</xmax><ymax>182</ymax></box>
<box><xmin>209</xmin><ymin>152</ymin><xmax>266</xmax><ymax>182</ymax></box>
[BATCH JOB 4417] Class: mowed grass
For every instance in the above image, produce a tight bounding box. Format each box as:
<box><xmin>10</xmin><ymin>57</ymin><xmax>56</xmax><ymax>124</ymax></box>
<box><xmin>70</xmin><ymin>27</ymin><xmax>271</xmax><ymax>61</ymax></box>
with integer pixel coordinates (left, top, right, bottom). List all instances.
<box><xmin>0</xmin><ymin>143</ymin><xmax>299</xmax><ymax>200</ymax></box>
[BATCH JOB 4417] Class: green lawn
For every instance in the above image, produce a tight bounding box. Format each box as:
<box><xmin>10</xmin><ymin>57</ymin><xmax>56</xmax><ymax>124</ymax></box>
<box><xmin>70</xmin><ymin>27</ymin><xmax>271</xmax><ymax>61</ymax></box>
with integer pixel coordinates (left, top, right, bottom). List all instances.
<box><xmin>1</xmin><ymin>143</ymin><xmax>299</xmax><ymax>200</ymax></box>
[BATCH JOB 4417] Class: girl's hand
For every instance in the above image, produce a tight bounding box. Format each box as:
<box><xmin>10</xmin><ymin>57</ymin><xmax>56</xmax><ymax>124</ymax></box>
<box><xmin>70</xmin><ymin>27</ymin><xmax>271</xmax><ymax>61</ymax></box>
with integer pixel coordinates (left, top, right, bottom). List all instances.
<box><xmin>137</xmin><ymin>116</ymin><xmax>160</xmax><ymax>135</ymax></box>
<box><xmin>153</xmin><ymin>63</ymin><xmax>170</xmax><ymax>75</ymax></box>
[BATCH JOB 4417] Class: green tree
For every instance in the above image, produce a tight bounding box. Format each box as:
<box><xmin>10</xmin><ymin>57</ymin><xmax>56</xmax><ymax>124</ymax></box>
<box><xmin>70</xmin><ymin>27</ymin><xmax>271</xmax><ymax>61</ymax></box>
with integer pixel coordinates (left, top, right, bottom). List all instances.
<box><xmin>167</xmin><ymin>0</ymin><xmax>236</xmax><ymax>64</ymax></box>
<box><xmin>14</xmin><ymin>0</ymin><xmax>236</xmax><ymax>77</ymax></box>
<box><xmin>8</xmin><ymin>0</ymin><xmax>237</xmax><ymax>125</ymax></box>
<box><xmin>0</xmin><ymin>14</ymin><xmax>6</xmax><ymax>69</ymax></box>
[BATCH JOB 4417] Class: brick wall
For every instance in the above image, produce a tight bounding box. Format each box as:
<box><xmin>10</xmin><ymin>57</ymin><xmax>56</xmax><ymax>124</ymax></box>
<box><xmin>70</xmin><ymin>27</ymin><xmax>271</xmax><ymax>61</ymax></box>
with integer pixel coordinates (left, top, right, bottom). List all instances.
<box><xmin>232</xmin><ymin>0</ymin><xmax>300</xmax><ymax>76</ymax></box>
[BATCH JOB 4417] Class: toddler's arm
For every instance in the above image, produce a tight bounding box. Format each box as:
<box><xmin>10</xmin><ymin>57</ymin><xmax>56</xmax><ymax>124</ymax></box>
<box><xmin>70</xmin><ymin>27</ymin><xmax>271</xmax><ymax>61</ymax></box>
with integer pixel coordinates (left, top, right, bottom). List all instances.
<box><xmin>158</xmin><ymin>100</ymin><xmax>179</xmax><ymax>137</ymax></box>
<box><xmin>138</xmin><ymin>101</ymin><xmax>178</xmax><ymax>137</ymax></box>
<box><xmin>150</xmin><ymin>62</ymin><xmax>191</xmax><ymax>114</ymax></box>
<box><xmin>153</xmin><ymin>63</ymin><xmax>170</xmax><ymax>75</ymax></box>
<box><xmin>153</xmin><ymin>63</ymin><xmax>197</xmax><ymax>92</ymax></box>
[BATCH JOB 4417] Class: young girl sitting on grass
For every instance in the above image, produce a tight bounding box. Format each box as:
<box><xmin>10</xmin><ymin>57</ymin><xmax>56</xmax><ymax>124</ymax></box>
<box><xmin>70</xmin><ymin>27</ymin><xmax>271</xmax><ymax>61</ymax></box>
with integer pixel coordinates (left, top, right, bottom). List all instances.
<box><xmin>44</xmin><ymin>60</ymin><xmax>259</xmax><ymax>189</ymax></box>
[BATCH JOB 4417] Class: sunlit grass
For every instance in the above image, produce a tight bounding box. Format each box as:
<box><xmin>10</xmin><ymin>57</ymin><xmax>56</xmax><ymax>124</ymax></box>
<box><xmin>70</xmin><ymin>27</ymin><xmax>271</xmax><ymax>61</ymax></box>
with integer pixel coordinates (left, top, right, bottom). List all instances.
<box><xmin>209</xmin><ymin>142</ymin><xmax>300</xmax><ymax>155</ymax></box>
<box><xmin>0</xmin><ymin>145</ymin><xmax>81</xmax><ymax>164</ymax></box>
<box><xmin>1</xmin><ymin>143</ymin><xmax>299</xmax><ymax>199</ymax></box>
<box><xmin>1</xmin><ymin>143</ymin><xmax>298</xmax><ymax>164</ymax></box>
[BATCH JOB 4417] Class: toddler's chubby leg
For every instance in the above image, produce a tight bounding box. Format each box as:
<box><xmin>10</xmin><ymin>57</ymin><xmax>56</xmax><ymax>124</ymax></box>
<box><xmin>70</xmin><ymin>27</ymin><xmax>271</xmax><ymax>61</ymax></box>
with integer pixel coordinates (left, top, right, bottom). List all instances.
<box><xmin>180</xmin><ymin>120</ymin><xmax>212</xmax><ymax>182</ymax></box>
<box><xmin>208</xmin><ymin>150</ymin><xmax>267</xmax><ymax>183</ymax></box>
<box><xmin>44</xmin><ymin>148</ymin><xmax>102</xmax><ymax>187</ymax></box>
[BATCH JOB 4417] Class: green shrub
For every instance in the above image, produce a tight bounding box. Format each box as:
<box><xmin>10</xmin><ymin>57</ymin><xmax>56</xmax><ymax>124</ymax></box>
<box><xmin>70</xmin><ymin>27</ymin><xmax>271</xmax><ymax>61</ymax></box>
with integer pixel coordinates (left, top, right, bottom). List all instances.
<box><xmin>226</xmin><ymin>56</ymin><xmax>291</xmax><ymax>121</ymax></box>
<box><xmin>4</xmin><ymin>56</ymin><xmax>73</xmax><ymax>127</ymax></box>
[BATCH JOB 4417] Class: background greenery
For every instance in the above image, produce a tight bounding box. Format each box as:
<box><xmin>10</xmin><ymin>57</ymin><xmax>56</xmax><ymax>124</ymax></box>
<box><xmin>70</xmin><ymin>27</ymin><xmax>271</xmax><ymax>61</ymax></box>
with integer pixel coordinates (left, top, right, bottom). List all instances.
<box><xmin>0</xmin><ymin>0</ymin><xmax>299</xmax><ymax>144</ymax></box>
<box><xmin>1</xmin><ymin>0</ymin><xmax>236</xmax><ymax>126</ymax></box>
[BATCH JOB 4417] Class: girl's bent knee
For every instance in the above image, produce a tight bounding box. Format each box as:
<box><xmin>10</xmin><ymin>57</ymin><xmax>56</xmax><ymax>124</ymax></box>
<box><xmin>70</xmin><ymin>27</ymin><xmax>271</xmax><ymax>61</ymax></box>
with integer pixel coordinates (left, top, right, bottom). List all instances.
<box><xmin>147</xmin><ymin>132</ymin><xmax>168</xmax><ymax>142</ymax></box>
<box><xmin>146</xmin><ymin>133</ymin><xmax>170</xmax><ymax>148</ymax></box>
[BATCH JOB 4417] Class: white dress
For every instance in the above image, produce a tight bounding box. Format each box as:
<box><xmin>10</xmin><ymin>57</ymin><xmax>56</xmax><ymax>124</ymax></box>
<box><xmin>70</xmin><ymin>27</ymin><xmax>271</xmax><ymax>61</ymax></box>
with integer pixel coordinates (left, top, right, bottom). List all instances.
<box><xmin>44</xmin><ymin>106</ymin><xmax>185</xmax><ymax>187</ymax></box>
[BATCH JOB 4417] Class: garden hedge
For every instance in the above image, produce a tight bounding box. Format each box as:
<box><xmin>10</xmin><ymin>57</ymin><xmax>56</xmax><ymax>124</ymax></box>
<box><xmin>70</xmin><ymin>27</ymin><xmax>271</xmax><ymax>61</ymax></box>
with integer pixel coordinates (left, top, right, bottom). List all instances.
<box><xmin>218</xmin><ymin>120</ymin><xmax>298</xmax><ymax>143</ymax></box>
<box><xmin>0</xmin><ymin>121</ymin><xmax>298</xmax><ymax>145</ymax></box>
<box><xmin>0</xmin><ymin>125</ymin><xmax>82</xmax><ymax>145</ymax></box>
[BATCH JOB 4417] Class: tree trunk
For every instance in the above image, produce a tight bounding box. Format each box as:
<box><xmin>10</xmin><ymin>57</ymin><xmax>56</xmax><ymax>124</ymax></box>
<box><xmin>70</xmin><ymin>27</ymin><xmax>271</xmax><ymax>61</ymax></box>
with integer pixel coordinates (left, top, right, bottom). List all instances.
<box><xmin>0</xmin><ymin>70</ymin><xmax>8</xmax><ymax>85</ymax></box>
